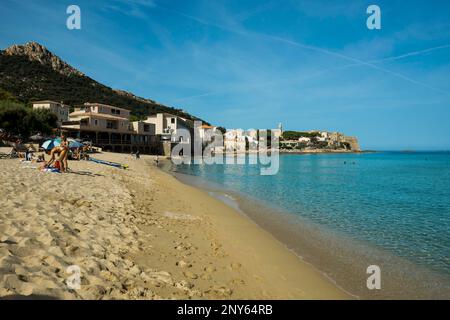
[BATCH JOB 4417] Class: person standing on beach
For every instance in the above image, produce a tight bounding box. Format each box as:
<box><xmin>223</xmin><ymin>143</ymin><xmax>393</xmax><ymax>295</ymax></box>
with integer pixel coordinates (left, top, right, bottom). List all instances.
<box><xmin>58</xmin><ymin>135</ymin><xmax>70</xmax><ymax>172</ymax></box>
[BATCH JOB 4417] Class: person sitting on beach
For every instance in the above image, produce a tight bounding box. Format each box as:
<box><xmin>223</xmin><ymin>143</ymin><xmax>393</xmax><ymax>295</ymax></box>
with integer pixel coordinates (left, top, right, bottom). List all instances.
<box><xmin>71</xmin><ymin>147</ymin><xmax>80</xmax><ymax>161</ymax></box>
<box><xmin>25</xmin><ymin>147</ymin><xmax>34</xmax><ymax>161</ymax></box>
<box><xmin>81</xmin><ymin>146</ymin><xmax>90</xmax><ymax>160</ymax></box>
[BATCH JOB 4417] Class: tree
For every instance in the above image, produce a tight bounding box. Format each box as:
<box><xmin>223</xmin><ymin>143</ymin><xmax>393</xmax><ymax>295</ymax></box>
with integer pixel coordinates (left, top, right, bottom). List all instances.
<box><xmin>32</xmin><ymin>108</ymin><xmax>58</xmax><ymax>134</ymax></box>
<box><xmin>217</xmin><ymin>126</ymin><xmax>226</xmax><ymax>135</ymax></box>
<box><xmin>0</xmin><ymin>101</ymin><xmax>29</xmax><ymax>135</ymax></box>
<box><xmin>281</xmin><ymin>131</ymin><xmax>320</xmax><ymax>140</ymax></box>
<box><xmin>0</xmin><ymin>100</ymin><xmax>57</xmax><ymax>137</ymax></box>
<box><xmin>295</xmin><ymin>142</ymin><xmax>308</xmax><ymax>150</ymax></box>
<box><xmin>129</xmin><ymin>114</ymin><xmax>141</xmax><ymax>122</ymax></box>
<box><xmin>0</xmin><ymin>88</ymin><xmax>18</xmax><ymax>102</ymax></box>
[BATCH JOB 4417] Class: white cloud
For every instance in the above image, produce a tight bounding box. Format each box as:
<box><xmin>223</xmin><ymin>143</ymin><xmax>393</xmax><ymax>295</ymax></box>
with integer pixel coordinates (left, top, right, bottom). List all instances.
<box><xmin>107</xmin><ymin>0</ymin><xmax>156</xmax><ymax>17</ymax></box>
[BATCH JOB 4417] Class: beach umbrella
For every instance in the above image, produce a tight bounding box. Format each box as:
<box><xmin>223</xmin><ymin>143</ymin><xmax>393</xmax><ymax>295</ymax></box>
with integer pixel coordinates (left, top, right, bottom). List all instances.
<box><xmin>41</xmin><ymin>139</ymin><xmax>61</xmax><ymax>150</ymax></box>
<box><xmin>42</xmin><ymin>138</ymin><xmax>85</xmax><ymax>150</ymax></box>
<box><xmin>67</xmin><ymin>138</ymin><xmax>84</xmax><ymax>149</ymax></box>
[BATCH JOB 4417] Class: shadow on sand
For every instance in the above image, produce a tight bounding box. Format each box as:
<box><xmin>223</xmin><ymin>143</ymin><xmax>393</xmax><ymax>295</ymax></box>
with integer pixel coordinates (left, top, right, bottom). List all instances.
<box><xmin>1</xmin><ymin>294</ymin><xmax>59</xmax><ymax>300</ymax></box>
<box><xmin>69</xmin><ymin>170</ymin><xmax>104</xmax><ymax>177</ymax></box>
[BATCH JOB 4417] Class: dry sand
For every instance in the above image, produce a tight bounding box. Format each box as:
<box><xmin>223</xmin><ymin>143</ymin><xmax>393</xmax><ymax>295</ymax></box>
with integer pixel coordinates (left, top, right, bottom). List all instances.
<box><xmin>0</xmin><ymin>152</ymin><xmax>350</xmax><ymax>299</ymax></box>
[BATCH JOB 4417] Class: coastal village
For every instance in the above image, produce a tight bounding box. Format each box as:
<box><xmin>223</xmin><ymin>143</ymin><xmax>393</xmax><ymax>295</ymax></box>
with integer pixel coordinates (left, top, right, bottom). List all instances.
<box><xmin>30</xmin><ymin>100</ymin><xmax>360</xmax><ymax>156</ymax></box>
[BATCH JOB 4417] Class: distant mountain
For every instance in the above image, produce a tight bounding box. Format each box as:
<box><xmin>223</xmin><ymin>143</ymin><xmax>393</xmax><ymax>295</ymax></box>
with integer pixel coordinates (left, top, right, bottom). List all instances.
<box><xmin>0</xmin><ymin>41</ymin><xmax>206</xmax><ymax>122</ymax></box>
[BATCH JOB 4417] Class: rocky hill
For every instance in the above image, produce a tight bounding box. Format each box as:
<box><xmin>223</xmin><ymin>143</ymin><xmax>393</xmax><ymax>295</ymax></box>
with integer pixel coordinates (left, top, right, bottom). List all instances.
<box><xmin>3</xmin><ymin>42</ymin><xmax>84</xmax><ymax>77</ymax></box>
<box><xmin>0</xmin><ymin>41</ymin><xmax>206</xmax><ymax>122</ymax></box>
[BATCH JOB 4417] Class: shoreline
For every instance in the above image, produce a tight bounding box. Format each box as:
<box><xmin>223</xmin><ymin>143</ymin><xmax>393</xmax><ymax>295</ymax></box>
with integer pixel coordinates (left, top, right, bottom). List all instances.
<box><xmin>279</xmin><ymin>149</ymin><xmax>365</xmax><ymax>154</ymax></box>
<box><xmin>0</xmin><ymin>152</ymin><xmax>350</xmax><ymax>299</ymax></box>
<box><xmin>164</xmin><ymin>159</ymin><xmax>450</xmax><ymax>300</ymax></box>
<box><xmin>149</xmin><ymin>158</ymin><xmax>351</xmax><ymax>299</ymax></box>
<box><xmin>210</xmin><ymin>149</ymin><xmax>370</xmax><ymax>155</ymax></box>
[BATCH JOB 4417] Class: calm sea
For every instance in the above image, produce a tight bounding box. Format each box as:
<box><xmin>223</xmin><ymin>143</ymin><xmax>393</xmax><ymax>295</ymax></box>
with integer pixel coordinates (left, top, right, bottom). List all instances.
<box><xmin>162</xmin><ymin>152</ymin><xmax>450</xmax><ymax>299</ymax></box>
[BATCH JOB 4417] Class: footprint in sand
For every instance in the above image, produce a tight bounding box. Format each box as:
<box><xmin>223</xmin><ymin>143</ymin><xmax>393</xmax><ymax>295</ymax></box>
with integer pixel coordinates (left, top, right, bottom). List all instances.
<box><xmin>176</xmin><ymin>261</ymin><xmax>192</xmax><ymax>268</ymax></box>
<box><xmin>230</xmin><ymin>262</ymin><xmax>242</xmax><ymax>270</ymax></box>
<box><xmin>2</xmin><ymin>274</ymin><xmax>34</xmax><ymax>296</ymax></box>
<box><xmin>183</xmin><ymin>271</ymin><xmax>198</xmax><ymax>280</ymax></box>
<box><xmin>204</xmin><ymin>266</ymin><xmax>216</xmax><ymax>273</ymax></box>
<box><xmin>7</xmin><ymin>246</ymin><xmax>35</xmax><ymax>258</ymax></box>
<box><xmin>201</xmin><ymin>273</ymin><xmax>212</xmax><ymax>280</ymax></box>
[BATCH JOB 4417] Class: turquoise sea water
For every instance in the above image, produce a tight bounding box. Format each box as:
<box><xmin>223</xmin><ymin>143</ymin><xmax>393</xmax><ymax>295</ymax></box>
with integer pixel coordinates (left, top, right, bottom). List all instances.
<box><xmin>164</xmin><ymin>152</ymin><xmax>450</xmax><ymax>299</ymax></box>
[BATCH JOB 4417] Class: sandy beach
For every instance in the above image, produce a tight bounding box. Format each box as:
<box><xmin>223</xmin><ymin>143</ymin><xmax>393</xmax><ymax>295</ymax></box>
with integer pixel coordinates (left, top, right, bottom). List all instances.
<box><xmin>0</xmin><ymin>151</ymin><xmax>350</xmax><ymax>300</ymax></box>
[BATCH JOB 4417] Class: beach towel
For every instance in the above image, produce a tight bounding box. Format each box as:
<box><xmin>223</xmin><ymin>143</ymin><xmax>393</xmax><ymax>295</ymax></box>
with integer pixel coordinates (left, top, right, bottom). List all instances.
<box><xmin>41</xmin><ymin>168</ymin><xmax>60</xmax><ymax>173</ymax></box>
<box><xmin>89</xmin><ymin>157</ymin><xmax>128</xmax><ymax>169</ymax></box>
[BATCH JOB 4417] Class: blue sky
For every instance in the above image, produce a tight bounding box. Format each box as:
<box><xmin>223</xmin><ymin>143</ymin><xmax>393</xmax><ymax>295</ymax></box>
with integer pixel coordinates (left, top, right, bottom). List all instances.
<box><xmin>1</xmin><ymin>0</ymin><xmax>450</xmax><ymax>150</ymax></box>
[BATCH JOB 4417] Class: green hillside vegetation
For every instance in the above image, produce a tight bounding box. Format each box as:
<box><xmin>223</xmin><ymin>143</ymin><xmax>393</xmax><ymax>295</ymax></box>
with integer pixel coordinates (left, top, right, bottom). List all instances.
<box><xmin>0</xmin><ymin>53</ymin><xmax>205</xmax><ymax>122</ymax></box>
<box><xmin>281</xmin><ymin>131</ymin><xmax>320</xmax><ymax>140</ymax></box>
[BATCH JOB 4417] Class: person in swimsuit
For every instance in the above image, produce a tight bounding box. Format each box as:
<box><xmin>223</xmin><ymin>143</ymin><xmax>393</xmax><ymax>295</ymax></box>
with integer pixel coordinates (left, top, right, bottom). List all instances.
<box><xmin>46</xmin><ymin>146</ymin><xmax>63</xmax><ymax>167</ymax></box>
<box><xmin>58</xmin><ymin>135</ymin><xmax>70</xmax><ymax>172</ymax></box>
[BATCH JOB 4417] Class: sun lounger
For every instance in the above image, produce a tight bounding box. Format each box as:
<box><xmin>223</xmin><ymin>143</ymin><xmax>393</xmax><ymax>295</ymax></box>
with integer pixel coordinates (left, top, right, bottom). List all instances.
<box><xmin>0</xmin><ymin>148</ymin><xmax>18</xmax><ymax>159</ymax></box>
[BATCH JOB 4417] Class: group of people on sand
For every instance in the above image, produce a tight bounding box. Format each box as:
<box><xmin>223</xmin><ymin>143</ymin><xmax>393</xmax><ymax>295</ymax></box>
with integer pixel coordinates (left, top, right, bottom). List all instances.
<box><xmin>72</xmin><ymin>145</ymin><xmax>90</xmax><ymax>161</ymax></box>
<box><xmin>2</xmin><ymin>130</ymin><xmax>95</xmax><ymax>172</ymax></box>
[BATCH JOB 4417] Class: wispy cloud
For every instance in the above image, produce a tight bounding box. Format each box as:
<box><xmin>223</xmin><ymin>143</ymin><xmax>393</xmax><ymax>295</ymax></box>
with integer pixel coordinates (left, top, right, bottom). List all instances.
<box><xmin>293</xmin><ymin>0</ymin><xmax>364</xmax><ymax>19</ymax></box>
<box><xmin>373</xmin><ymin>44</ymin><xmax>450</xmax><ymax>63</ymax></box>
<box><xmin>106</xmin><ymin>0</ymin><xmax>156</xmax><ymax>17</ymax></box>
<box><xmin>163</xmin><ymin>5</ymin><xmax>450</xmax><ymax>103</ymax></box>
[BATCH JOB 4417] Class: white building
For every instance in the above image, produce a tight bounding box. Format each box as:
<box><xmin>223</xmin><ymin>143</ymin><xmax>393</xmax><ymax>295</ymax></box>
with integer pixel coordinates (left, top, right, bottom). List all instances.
<box><xmin>144</xmin><ymin>113</ymin><xmax>192</xmax><ymax>143</ymax></box>
<box><xmin>197</xmin><ymin>124</ymin><xmax>220</xmax><ymax>141</ymax></box>
<box><xmin>298</xmin><ymin>137</ymin><xmax>311</xmax><ymax>143</ymax></box>
<box><xmin>32</xmin><ymin>100</ymin><xmax>70</xmax><ymax>127</ymax></box>
<box><xmin>224</xmin><ymin>129</ymin><xmax>246</xmax><ymax>152</ymax></box>
<box><xmin>132</xmin><ymin>120</ymin><xmax>155</xmax><ymax>135</ymax></box>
